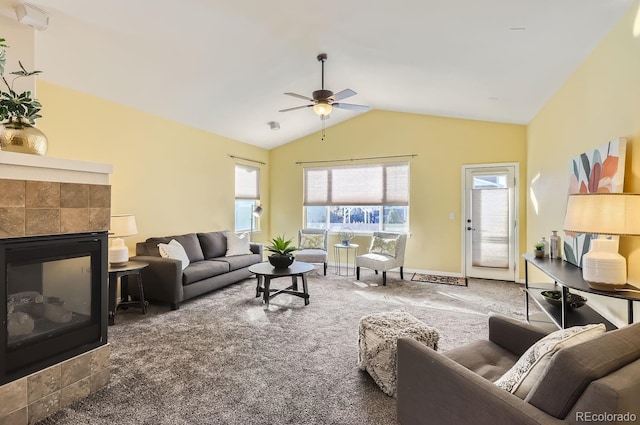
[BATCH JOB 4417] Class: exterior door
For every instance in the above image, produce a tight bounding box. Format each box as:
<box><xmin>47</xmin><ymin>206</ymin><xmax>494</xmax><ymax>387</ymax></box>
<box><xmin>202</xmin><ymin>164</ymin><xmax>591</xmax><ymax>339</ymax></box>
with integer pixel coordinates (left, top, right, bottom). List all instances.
<box><xmin>463</xmin><ymin>164</ymin><xmax>517</xmax><ymax>281</ymax></box>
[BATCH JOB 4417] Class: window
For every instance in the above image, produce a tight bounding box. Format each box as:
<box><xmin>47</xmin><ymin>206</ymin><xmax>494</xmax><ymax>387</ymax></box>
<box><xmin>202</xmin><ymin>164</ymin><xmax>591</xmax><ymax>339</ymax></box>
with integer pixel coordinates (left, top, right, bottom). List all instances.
<box><xmin>235</xmin><ymin>164</ymin><xmax>260</xmax><ymax>232</ymax></box>
<box><xmin>303</xmin><ymin>162</ymin><xmax>409</xmax><ymax>232</ymax></box>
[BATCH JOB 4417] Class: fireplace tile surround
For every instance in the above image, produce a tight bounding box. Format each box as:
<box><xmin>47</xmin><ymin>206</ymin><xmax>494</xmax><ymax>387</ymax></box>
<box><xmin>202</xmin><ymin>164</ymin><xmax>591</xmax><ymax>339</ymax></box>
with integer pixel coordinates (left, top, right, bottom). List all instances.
<box><xmin>0</xmin><ymin>151</ymin><xmax>113</xmax><ymax>424</ymax></box>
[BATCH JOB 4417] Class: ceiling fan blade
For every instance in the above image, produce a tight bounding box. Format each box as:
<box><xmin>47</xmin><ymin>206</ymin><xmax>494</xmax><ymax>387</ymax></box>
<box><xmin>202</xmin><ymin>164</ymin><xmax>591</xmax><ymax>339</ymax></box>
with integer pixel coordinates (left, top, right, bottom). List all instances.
<box><xmin>284</xmin><ymin>92</ymin><xmax>315</xmax><ymax>102</ymax></box>
<box><xmin>332</xmin><ymin>89</ymin><xmax>357</xmax><ymax>101</ymax></box>
<box><xmin>332</xmin><ymin>103</ymin><xmax>370</xmax><ymax>112</ymax></box>
<box><xmin>279</xmin><ymin>104</ymin><xmax>314</xmax><ymax>112</ymax></box>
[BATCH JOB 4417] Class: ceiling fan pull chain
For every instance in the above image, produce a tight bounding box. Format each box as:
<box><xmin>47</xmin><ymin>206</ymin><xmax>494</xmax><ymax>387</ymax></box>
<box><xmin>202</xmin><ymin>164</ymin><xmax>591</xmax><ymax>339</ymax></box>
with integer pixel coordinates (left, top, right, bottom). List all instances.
<box><xmin>321</xmin><ymin>119</ymin><xmax>326</xmax><ymax>141</ymax></box>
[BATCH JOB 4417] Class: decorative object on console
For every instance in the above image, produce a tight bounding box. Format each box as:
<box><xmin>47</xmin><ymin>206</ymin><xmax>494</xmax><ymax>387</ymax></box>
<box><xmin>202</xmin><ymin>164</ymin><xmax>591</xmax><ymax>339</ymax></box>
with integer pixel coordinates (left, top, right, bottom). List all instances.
<box><xmin>549</xmin><ymin>230</ymin><xmax>560</xmax><ymax>259</ymax></box>
<box><xmin>108</xmin><ymin>214</ymin><xmax>138</xmax><ymax>266</ymax></box>
<box><xmin>540</xmin><ymin>290</ymin><xmax>587</xmax><ymax>309</ymax></box>
<box><xmin>265</xmin><ymin>234</ymin><xmax>297</xmax><ymax>269</ymax></box>
<box><xmin>0</xmin><ymin>37</ymin><xmax>47</xmax><ymax>155</ymax></box>
<box><xmin>534</xmin><ymin>242</ymin><xmax>544</xmax><ymax>258</ymax></box>
<box><xmin>537</xmin><ymin>237</ymin><xmax>548</xmax><ymax>257</ymax></box>
<box><xmin>564</xmin><ymin>138</ymin><xmax>626</xmax><ymax>267</ymax></box>
<box><xmin>563</xmin><ymin>193</ymin><xmax>640</xmax><ymax>290</ymax></box>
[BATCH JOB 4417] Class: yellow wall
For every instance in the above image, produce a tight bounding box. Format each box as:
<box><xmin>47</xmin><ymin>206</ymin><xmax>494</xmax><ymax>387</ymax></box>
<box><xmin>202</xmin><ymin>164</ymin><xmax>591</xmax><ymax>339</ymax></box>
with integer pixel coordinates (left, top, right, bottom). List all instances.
<box><xmin>527</xmin><ymin>1</ymin><xmax>640</xmax><ymax>325</ymax></box>
<box><xmin>36</xmin><ymin>81</ymin><xmax>270</xmax><ymax>253</ymax></box>
<box><xmin>269</xmin><ymin>110</ymin><xmax>527</xmax><ymax>274</ymax></box>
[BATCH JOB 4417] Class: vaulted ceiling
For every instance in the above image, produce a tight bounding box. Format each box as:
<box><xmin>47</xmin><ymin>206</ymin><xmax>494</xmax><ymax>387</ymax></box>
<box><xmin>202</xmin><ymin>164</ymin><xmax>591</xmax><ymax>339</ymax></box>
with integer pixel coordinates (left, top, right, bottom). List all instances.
<box><xmin>0</xmin><ymin>0</ymin><xmax>635</xmax><ymax>149</ymax></box>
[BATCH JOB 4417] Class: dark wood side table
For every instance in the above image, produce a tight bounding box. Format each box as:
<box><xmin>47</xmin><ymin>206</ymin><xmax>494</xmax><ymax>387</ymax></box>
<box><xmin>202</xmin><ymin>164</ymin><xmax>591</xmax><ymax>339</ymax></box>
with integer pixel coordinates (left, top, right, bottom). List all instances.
<box><xmin>248</xmin><ymin>261</ymin><xmax>314</xmax><ymax>308</ymax></box>
<box><xmin>108</xmin><ymin>261</ymin><xmax>149</xmax><ymax>326</ymax></box>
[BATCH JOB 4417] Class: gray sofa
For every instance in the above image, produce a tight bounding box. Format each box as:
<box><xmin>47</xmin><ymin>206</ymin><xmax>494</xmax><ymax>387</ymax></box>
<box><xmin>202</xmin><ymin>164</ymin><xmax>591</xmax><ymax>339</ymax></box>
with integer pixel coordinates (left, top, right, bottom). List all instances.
<box><xmin>131</xmin><ymin>231</ymin><xmax>263</xmax><ymax>310</ymax></box>
<box><xmin>397</xmin><ymin>315</ymin><xmax>640</xmax><ymax>425</ymax></box>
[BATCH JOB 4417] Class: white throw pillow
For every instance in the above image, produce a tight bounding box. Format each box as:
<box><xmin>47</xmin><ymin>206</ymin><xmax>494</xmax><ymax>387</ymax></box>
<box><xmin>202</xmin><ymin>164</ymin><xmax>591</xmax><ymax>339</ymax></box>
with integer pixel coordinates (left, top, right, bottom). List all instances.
<box><xmin>226</xmin><ymin>232</ymin><xmax>252</xmax><ymax>256</ymax></box>
<box><xmin>158</xmin><ymin>239</ymin><xmax>190</xmax><ymax>271</ymax></box>
<box><xmin>494</xmin><ymin>323</ymin><xmax>606</xmax><ymax>398</ymax></box>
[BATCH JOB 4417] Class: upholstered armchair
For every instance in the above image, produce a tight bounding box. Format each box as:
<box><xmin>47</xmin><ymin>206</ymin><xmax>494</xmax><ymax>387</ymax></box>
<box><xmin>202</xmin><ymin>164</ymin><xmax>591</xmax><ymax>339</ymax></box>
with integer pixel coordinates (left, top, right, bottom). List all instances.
<box><xmin>397</xmin><ymin>315</ymin><xmax>640</xmax><ymax>425</ymax></box>
<box><xmin>295</xmin><ymin>228</ymin><xmax>328</xmax><ymax>275</ymax></box>
<box><xmin>356</xmin><ymin>232</ymin><xmax>407</xmax><ymax>285</ymax></box>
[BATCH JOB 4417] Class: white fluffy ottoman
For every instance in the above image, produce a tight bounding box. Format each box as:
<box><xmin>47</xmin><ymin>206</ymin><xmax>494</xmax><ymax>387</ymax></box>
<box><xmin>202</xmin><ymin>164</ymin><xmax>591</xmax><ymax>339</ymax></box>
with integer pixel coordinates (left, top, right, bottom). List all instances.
<box><xmin>358</xmin><ymin>311</ymin><xmax>440</xmax><ymax>396</ymax></box>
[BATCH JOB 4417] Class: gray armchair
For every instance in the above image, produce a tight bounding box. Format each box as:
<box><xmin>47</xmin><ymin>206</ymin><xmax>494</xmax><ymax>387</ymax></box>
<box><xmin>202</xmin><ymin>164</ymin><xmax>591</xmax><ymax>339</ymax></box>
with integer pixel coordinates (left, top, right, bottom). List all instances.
<box><xmin>295</xmin><ymin>228</ymin><xmax>328</xmax><ymax>275</ymax></box>
<box><xmin>356</xmin><ymin>232</ymin><xmax>407</xmax><ymax>285</ymax></box>
<box><xmin>397</xmin><ymin>315</ymin><xmax>640</xmax><ymax>425</ymax></box>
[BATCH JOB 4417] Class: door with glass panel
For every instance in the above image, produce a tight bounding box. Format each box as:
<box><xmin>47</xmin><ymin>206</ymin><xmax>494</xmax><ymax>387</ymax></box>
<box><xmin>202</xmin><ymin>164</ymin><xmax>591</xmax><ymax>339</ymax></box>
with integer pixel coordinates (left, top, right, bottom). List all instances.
<box><xmin>463</xmin><ymin>165</ymin><xmax>517</xmax><ymax>281</ymax></box>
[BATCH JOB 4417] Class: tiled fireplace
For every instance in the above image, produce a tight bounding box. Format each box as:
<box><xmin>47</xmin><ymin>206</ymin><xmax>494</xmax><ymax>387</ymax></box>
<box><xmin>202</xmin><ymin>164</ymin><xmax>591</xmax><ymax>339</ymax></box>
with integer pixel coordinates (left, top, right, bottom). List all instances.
<box><xmin>0</xmin><ymin>151</ymin><xmax>113</xmax><ymax>424</ymax></box>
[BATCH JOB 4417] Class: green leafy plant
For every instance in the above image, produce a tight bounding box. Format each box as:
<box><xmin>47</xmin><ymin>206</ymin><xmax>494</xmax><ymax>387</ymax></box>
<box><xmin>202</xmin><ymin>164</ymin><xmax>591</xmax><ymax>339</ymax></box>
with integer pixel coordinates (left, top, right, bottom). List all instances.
<box><xmin>534</xmin><ymin>242</ymin><xmax>544</xmax><ymax>251</ymax></box>
<box><xmin>265</xmin><ymin>234</ymin><xmax>298</xmax><ymax>256</ymax></box>
<box><xmin>338</xmin><ymin>227</ymin><xmax>355</xmax><ymax>243</ymax></box>
<box><xmin>0</xmin><ymin>38</ymin><xmax>43</xmax><ymax>124</ymax></box>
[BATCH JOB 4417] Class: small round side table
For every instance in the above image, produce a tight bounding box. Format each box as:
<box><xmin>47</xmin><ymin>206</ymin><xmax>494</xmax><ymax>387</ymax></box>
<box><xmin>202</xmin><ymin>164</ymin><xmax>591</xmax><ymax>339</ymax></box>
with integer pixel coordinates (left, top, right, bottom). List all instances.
<box><xmin>333</xmin><ymin>243</ymin><xmax>359</xmax><ymax>276</ymax></box>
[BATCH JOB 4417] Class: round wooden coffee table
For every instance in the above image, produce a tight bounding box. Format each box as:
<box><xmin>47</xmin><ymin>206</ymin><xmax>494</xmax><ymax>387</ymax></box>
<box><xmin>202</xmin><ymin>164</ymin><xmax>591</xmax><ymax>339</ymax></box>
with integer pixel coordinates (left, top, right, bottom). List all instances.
<box><xmin>248</xmin><ymin>261</ymin><xmax>314</xmax><ymax>307</ymax></box>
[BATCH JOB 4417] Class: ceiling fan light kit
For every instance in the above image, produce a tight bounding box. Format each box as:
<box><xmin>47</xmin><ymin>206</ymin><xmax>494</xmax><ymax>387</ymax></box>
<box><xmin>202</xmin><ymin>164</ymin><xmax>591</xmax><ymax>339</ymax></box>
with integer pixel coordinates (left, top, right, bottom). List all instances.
<box><xmin>280</xmin><ymin>53</ymin><xmax>370</xmax><ymax>119</ymax></box>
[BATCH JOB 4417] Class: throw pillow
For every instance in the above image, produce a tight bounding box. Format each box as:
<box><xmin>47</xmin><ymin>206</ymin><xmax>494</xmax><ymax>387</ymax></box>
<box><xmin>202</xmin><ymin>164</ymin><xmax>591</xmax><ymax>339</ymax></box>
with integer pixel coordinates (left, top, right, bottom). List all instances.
<box><xmin>226</xmin><ymin>232</ymin><xmax>252</xmax><ymax>256</ymax></box>
<box><xmin>299</xmin><ymin>233</ymin><xmax>325</xmax><ymax>250</ymax></box>
<box><xmin>369</xmin><ymin>235</ymin><xmax>399</xmax><ymax>257</ymax></box>
<box><xmin>158</xmin><ymin>239</ymin><xmax>190</xmax><ymax>271</ymax></box>
<box><xmin>494</xmin><ymin>323</ymin><xmax>606</xmax><ymax>398</ymax></box>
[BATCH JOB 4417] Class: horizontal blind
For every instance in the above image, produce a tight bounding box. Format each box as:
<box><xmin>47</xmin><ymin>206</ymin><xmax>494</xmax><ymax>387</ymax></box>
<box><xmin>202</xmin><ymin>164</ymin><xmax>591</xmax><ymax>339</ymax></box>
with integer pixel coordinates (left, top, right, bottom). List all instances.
<box><xmin>235</xmin><ymin>164</ymin><xmax>260</xmax><ymax>200</ymax></box>
<box><xmin>304</xmin><ymin>162</ymin><xmax>409</xmax><ymax>206</ymax></box>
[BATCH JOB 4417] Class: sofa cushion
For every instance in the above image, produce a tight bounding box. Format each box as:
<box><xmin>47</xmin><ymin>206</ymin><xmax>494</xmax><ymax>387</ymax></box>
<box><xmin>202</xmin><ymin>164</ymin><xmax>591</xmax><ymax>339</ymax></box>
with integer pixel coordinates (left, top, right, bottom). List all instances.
<box><xmin>494</xmin><ymin>323</ymin><xmax>605</xmax><ymax>399</ymax></box>
<box><xmin>182</xmin><ymin>260</ymin><xmax>230</xmax><ymax>285</ymax></box>
<box><xmin>158</xmin><ymin>240</ymin><xmax>190</xmax><ymax>270</ymax></box>
<box><xmin>170</xmin><ymin>233</ymin><xmax>205</xmax><ymax>262</ymax></box>
<box><xmin>213</xmin><ymin>253</ymin><xmax>262</xmax><ymax>271</ymax></box>
<box><xmin>226</xmin><ymin>232</ymin><xmax>252</xmax><ymax>256</ymax></box>
<box><xmin>445</xmin><ymin>340</ymin><xmax>519</xmax><ymax>382</ymax></box>
<box><xmin>197</xmin><ymin>231</ymin><xmax>227</xmax><ymax>259</ymax></box>
<box><xmin>526</xmin><ymin>322</ymin><xmax>640</xmax><ymax>419</ymax></box>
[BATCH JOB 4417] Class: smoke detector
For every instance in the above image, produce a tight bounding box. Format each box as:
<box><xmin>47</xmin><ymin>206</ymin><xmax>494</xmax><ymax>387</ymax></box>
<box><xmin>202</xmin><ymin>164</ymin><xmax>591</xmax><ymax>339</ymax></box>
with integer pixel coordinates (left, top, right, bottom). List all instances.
<box><xmin>15</xmin><ymin>3</ymin><xmax>49</xmax><ymax>31</ymax></box>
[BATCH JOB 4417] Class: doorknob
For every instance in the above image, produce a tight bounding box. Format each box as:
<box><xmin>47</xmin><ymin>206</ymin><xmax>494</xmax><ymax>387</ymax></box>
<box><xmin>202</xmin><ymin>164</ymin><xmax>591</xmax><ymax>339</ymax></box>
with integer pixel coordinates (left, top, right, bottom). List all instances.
<box><xmin>467</xmin><ymin>227</ymin><xmax>476</xmax><ymax>231</ymax></box>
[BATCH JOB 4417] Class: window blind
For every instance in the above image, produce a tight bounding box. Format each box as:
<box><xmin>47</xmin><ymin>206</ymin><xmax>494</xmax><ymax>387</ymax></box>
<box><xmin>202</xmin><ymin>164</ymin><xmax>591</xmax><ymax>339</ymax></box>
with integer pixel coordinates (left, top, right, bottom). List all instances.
<box><xmin>303</xmin><ymin>162</ymin><xmax>409</xmax><ymax>206</ymax></box>
<box><xmin>235</xmin><ymin>164</ymin><xmax>260</xmax><ymax>200</ymax></box>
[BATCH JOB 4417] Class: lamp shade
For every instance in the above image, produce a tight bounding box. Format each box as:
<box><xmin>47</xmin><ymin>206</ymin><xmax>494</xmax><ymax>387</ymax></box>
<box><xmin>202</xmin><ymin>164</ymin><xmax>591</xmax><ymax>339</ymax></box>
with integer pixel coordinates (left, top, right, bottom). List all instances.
<box><xmin>563</xmin><ymin>193</ymin><xmax>640</xmax><ymax>236</ymax></box>
<box><xmin>109</xmin><ymin>214</ymin><xmax>138</xmax><ymax>238</ymax></box>
<box><xmin>253</xmin><ymin>205</ymin><xmax>263</xmax><ymax>217</ymax></box>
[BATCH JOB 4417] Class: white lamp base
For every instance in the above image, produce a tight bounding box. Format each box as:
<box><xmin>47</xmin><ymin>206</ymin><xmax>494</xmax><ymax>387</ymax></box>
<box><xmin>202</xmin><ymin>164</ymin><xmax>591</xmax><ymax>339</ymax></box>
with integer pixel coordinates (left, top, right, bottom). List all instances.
<box><xmin>582</xmin><ymin>238</ymin><xmax>627</xmax><ymax>291</ymax></box>
<box><xmin>108</xmin><ymin>238</ymin><xmax>129</xmax><ymax>266</ymax></box>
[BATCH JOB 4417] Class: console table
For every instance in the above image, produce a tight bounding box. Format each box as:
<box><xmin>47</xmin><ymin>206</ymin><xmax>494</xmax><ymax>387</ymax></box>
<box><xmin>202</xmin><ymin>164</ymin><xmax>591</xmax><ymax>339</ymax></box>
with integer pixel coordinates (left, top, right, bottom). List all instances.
<box><xmin>524</xmin><ymin>253</ymin><xmax>640</xmax><ymax>331</ymax></box>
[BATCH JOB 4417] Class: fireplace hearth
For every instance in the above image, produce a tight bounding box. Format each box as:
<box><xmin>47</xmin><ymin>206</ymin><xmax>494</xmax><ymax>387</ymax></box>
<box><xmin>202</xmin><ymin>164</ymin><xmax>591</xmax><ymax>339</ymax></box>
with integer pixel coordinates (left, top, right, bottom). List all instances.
<box><xmin>0</xmin><ymin>152</ymin><xmax>113</xmax><ymax>424</ymax></box>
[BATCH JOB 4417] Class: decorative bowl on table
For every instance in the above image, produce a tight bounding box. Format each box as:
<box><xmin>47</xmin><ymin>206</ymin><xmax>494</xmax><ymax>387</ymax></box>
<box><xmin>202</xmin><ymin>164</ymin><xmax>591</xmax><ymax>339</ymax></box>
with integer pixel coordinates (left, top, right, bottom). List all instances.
<box><xmin>541</xmin><ymin>290</ymin><xmax>587</xmax><ymax>309</ymax></box>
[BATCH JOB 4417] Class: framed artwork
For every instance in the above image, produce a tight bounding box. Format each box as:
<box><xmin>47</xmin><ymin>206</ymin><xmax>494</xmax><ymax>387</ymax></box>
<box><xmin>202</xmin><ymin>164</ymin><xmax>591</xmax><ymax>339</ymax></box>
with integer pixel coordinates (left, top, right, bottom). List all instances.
<box><xmin>564</xmin><ymin>138</ymin><xmax>626</xmax><ymax>267</ymax></box>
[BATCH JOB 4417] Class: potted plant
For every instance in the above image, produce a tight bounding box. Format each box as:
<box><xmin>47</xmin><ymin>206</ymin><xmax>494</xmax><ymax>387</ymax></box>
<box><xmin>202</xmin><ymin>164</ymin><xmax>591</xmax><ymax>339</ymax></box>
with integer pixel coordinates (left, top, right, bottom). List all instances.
<box><xmin>0</xmin><ymin>37</ymin><xmax>47</xmax><ymax>155</ymax></box>
<box><xmin>534</xmin><ymin>242</ymin><xmax>545</xmax><ymax>258</ymax></box>
<box><xmin>338</xmin><ymin>228</ymin><xmax>355</xmax><ymax>246</ymax></box>
<box><xmin>266</xmin><ymin>234</ymin><xmax>298</xmax><ymax>269</ymax></box>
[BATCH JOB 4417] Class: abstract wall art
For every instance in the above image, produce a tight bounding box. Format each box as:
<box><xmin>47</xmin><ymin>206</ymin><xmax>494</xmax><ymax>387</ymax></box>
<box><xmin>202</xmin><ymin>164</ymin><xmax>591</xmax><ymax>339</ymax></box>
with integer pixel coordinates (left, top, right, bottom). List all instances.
<box><xmin>564</xmin><ymin>138</ymin><xmax>626</xmax><ymax>267</ymax></box>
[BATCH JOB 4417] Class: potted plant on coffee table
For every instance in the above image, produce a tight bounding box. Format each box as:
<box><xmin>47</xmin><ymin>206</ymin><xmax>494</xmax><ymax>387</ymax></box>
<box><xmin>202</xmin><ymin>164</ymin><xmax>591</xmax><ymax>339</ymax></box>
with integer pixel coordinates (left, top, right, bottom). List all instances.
<box><xmin>534</xmin><ymin>242</ymin><xmax>545</xmax><ymax>258</ymax></box>
<box><xmin>266</xmin><ymin>234</ymin><xmax>298</xmax><ymax>269</ymax></box>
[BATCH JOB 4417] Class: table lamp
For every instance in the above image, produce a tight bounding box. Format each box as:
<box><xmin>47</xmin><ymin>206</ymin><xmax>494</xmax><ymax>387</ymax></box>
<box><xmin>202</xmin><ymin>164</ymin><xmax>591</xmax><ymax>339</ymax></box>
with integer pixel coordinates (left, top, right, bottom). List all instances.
<box><xmin>563</xmin><ymin>193</ymin><xmax>640</xmax><ymax>291</ymax></box>
<box><xmin>109</xmin><ymin>214</ymin><xmax>138</xmax><ymax>266</ymax></box>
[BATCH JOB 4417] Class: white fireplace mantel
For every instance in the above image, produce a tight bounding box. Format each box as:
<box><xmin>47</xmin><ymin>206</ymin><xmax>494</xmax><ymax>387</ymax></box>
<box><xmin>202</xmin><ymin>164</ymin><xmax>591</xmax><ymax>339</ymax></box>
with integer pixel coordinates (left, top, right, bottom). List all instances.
<box><xmin>0</xmin><ymin>151</ymin><xmax>112</xmax><ymax>184</ymax></box>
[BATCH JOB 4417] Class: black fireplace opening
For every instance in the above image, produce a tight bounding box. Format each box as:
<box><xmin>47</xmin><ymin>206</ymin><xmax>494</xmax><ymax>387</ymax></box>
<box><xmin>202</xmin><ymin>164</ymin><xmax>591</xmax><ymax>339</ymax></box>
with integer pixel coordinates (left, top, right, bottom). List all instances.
<box><xmin>1</xmin><ymin>232</ymin><xmax>108</xmax><ymax>385</ymax></box>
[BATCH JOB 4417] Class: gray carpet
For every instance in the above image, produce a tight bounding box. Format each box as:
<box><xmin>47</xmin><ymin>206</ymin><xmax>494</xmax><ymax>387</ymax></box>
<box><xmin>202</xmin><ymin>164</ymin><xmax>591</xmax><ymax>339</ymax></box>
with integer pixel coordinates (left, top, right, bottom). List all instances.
<box><xmin>40</xmin><ymin>269</ymin><xmax>529</xmax><ymax>425</ymax></box>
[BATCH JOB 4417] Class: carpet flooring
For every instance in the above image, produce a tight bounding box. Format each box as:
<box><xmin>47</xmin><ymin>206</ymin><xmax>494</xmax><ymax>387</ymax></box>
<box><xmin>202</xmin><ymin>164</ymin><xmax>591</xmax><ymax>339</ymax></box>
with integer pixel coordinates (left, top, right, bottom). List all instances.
<box><xmin>39</xmin><ymin>268</ymin><xmax>530</xmax><ymax>425</ymax></box>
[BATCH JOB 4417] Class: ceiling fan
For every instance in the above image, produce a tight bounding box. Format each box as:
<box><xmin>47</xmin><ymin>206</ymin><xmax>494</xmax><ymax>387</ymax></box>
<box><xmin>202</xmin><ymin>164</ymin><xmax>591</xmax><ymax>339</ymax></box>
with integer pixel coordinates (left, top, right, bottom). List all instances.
<box><xmin>279</xmin><ymin>53</ymin><xmax>370</xmax><ymax>119</ymax></box>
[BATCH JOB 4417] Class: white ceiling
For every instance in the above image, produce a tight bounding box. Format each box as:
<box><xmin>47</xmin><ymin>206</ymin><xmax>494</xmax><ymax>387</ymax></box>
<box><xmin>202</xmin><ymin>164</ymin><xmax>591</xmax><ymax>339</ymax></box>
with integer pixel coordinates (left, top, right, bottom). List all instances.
<box><xmin>0</xmin><ymin>0</ymin><xmax>636</xmax><ymax>149</ymax></box>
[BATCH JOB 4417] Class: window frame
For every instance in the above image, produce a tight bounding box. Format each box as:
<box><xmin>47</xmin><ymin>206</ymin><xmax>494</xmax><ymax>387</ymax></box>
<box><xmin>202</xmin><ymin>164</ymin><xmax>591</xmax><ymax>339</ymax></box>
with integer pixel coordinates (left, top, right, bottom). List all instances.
<box><xmin>234</xmin><ymin>164</ymin><xmax>261</xmax><ymax>233</ymax></box>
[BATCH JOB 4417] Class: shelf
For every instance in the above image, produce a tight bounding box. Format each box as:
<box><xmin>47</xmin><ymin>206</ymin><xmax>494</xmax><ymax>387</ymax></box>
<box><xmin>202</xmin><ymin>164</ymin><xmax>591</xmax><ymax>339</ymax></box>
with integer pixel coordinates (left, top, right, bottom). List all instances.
<box><xmin>526</xmin><ymin>287</ymin><xmax>616</xmax><ymax>331</ymax></box>
<box><xmin>524</xmin><ymin>254</ymin><xmax>639</xmax><ymax>330</ymax></box>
